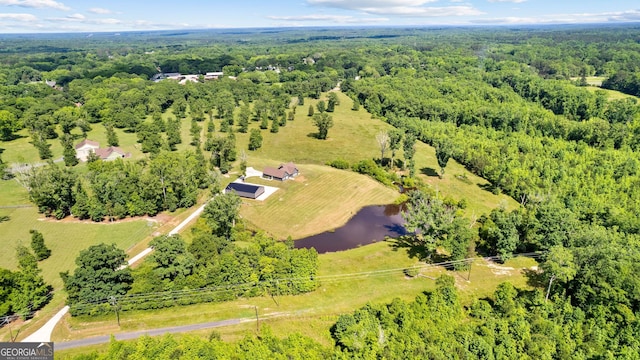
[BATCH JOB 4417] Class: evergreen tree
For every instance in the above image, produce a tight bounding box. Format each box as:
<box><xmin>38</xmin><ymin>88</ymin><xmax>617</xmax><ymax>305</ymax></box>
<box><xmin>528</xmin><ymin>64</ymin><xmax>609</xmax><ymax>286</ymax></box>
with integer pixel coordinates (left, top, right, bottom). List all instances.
<box><xmin>11</xmin><ymin>245</ymin><xmax>51</xmax><ymax>318</ymax></box>
<box><xmin>31</xmin><ymin>132</ymin><xmax>52</xmax><ymax>160</ymax></box>
<box><xmin>166</xmin><ymin>117</ymin><xmax>181</xmax><ymax>150</ymax></box>
<box><xmin>270</xmin><ymin>118</ymin><xmax>280</xmax><ymax>133</ymax></box>
<box><xmin>190</xmin><ymin>120</ymin><xmax>201</xmax><ymax>146</ymax></box>
<box><xmin>105</xmin><ymin>123</ymin><xmax>119</xmax><ymax>147</ymax></box>
<box><xmin>316</xmin><ymin>100</ymin><xmax>326</xmax><ymax>113</ymax></box>
<box><xmin>29</xmin><ymin>230</ymin><xmax>51</xmax><ymax>261</ymax></box>
<box><xmin>248</xmin><ymin>129</ymin><xmax>262</xmax><ymax>151</ymax></box>
<box><xmin>260</xmin><ymin>115</ymin><xmax>269</xmax><ymax>130</ymax></box>
<box><xmin>61</xmin><ymin>134</ymin><xmax>78</xmax><ymax>167</ymax></box>
<box><xmin>308</xmin><ymin>104</ymin><xmax>314</xmax><ymax>117</ymax></box>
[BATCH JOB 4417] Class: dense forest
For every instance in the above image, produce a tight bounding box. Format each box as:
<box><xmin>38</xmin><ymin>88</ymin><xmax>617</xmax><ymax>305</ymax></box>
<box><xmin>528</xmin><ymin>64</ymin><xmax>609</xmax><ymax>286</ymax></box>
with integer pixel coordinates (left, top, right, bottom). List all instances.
<box><xmin>1</xmin><ymin>24</ymin><xmax>640</xmax><ymax>358</ymax></box>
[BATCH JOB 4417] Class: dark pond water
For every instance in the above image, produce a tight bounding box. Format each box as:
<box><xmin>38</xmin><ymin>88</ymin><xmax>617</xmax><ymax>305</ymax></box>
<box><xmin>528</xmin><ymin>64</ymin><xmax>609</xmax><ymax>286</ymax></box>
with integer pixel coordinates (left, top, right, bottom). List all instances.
<box><xmin>294</xmin><ymin>205</ymin><xmax>407</xmax><ymax>253</ymax></box>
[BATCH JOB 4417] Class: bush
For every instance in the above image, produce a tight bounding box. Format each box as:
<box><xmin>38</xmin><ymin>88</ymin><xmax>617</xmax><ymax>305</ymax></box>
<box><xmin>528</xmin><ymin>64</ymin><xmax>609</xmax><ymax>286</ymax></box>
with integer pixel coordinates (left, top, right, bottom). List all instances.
<box><xmin>326</xmin><ymin>159</ymin><xmax>350</xmax><ymax>169</ymax></box>
<box><xmin>351</xmin><ymin>159</ymin><xmax>394</xmax><ymax>186</ymax></box>
<box><xmin>404</xmin><ymin>267</ymin><xmax>420</xmax><ymax>277</ymax></box>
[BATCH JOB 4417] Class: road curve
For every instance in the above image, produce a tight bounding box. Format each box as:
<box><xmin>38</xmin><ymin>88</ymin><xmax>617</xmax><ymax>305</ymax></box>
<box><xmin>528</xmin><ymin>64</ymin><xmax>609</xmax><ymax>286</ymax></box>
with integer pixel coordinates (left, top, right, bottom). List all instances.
<box><xmin>55</xmin><ymin>318</ymin><xmax>242</xmax><ymax>351</ymax></box>
<box><xmin>21</xmin><ymin>199</ymin><xmax>212</xmax><ymax>343</ymax></box>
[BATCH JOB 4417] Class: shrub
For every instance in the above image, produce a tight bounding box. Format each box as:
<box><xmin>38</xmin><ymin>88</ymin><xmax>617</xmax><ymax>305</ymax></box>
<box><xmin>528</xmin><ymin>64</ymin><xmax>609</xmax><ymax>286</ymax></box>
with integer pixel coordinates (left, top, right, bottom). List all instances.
<box><xmin>326</xmin><ymin>159</ymin><xmax>350</xmax><ymax>169</ymax></box>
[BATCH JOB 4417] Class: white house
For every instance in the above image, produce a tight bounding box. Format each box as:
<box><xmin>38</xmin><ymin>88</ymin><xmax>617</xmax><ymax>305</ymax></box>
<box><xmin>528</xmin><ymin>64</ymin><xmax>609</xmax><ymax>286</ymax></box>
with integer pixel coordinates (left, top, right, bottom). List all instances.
<box><xmin>75</xmin><ymin>139</ymin><xmax>100</xmax><ymax>162</ymax></box>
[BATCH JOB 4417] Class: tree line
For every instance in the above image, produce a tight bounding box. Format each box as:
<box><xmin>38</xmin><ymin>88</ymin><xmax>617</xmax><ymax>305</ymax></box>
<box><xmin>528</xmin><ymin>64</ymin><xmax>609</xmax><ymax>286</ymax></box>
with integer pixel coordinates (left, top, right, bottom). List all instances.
<box><xmin>61</xmin><ymin>193</ymin><xmax>319</xmax><ymax>316</ymax></box>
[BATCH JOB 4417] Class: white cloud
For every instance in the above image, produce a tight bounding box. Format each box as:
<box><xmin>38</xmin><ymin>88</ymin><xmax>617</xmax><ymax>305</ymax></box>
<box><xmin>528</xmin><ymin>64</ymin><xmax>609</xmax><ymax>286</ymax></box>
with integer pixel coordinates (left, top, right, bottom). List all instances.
<box><xmin>487</xmin><ymin>0</ymin><xmax>527</xmax><ymax>3</ymax></box>
<box><xmin>470</xmin><ymin>9</ymin><xmax>640</xmax><ymax>24</ymax></box>
<box><xmin>363</xmin><ymin>6</ymin><xmax>483</xmax><ymax>16</ymax></box>
<box><xmin>0</xmin><ymin>12</ymin><xmax>36</xmax><ymax>21</ymax></box>
<box><xmin>88</xmin><ymin>7</ymin><xmax>114</xmax><ymax>15</ymax></box>
<box><xmin>307</xmin><ymin>0</ymin><xmax>482</xmax><ymax>17</ymax></box>
<box><xmin>268</xmin><ymin>14</ymin><xmax>388</xmax><ymax>23</ymax></box>
<box><xmin>308</xmin><ymin>0</ymin><xmax>438</xmax><ymax>8</ymax></box>
<box><xmin>0</xmin><ymin>0</ymin><xmax>69</xmax><ymax>10</ymax></box>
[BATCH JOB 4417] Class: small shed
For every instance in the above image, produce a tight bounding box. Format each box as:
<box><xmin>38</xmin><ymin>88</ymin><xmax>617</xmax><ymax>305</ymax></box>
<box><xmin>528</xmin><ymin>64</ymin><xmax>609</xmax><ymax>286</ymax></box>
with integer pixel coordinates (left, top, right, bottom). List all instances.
<box><xmin>225</xmin><ymin>182</ymin><xmax>265</xmax><ymax>199</ymax></box>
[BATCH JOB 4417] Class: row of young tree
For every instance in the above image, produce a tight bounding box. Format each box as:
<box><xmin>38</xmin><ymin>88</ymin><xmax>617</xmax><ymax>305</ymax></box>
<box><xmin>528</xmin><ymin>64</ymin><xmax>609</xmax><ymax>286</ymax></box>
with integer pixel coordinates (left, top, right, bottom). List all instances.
<box><xmin>61</xmin><ymin>193</ymin><xmax>319</xmax><ymax>316</ymax></box>
<box><xmin>0</xmin><ymin>231</ymin><xmax>51</xmax><ymax>319</ymax></box>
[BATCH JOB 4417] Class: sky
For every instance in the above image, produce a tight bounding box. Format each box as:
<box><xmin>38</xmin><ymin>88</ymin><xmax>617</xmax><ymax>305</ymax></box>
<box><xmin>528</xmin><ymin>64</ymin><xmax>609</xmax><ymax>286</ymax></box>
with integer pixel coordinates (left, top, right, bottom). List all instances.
<box><xmin>0</xmin><ymin>0</ymin><xmax>638</xmax><ymax>33</ymax></box>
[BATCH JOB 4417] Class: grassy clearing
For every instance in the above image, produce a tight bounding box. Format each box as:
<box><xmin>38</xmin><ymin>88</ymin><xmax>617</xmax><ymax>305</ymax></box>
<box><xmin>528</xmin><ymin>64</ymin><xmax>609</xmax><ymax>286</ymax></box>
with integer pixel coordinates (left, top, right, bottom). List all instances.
<box><xmin>584</xmin><ymin>86</ymin><xmax>639</xmax><ymax>100</ymax></box>
<box><xmin>234</xmin><ymin>92</ymin><xmax>391</xmax><ymax>165</ymax></box>
<box><xmin>232</xmin><ymin>91</ymin><xmax>516</xmax><ymax>235</ymax></box>
<box><xmin>53</xmin><ymin>241</ymin><xmax>537</xmax><ymax>358</ymax></box>
<box><xmin>412</xmin><ymin>142</ymin><xmax>519</xmax><ymax>216</ymax></box>
<box><xmin>0</xmin><ymin>207</ymin><xmax>158</xmax><ymax>289</ymax></box>
<box><xmin>239</xmin><ymin>164</ymin><xmax>399</xmax><ymax>239</ymax></box>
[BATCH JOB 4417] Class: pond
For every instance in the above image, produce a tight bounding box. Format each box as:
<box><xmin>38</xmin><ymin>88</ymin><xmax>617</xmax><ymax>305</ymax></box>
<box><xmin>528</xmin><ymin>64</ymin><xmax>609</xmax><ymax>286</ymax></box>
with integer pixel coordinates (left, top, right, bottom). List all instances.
<box><xmin>294</xmin><ymin>204</ymin><xmax>407</xmax><ymax>254</ymax></box>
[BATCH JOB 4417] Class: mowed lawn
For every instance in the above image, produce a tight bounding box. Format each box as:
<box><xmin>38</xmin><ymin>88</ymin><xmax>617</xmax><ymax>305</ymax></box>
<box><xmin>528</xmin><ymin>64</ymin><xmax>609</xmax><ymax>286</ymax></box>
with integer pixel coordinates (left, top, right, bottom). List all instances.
<box><xmin>240</xmin><ymin>164</ymin><xmax>399</xmax><ymax>239</ymax></box>
<box><xmin>234</xmin><ymin>91</ymin><xmax>391</xmax><ymax>165</ymax></box>
<box><xmin>0</xmin><ymin>109</ymin><xmax>196</xmax><ymax>165</ymax></box>
<box><xmin>0</xmin><ymin>206</ymin><xmax>157</xmax><ymax>290</ymax></box>
<box><xmin>232</xmin><ymin>91</ymin><xmax>517</xmax><ymax>221</ymax></box>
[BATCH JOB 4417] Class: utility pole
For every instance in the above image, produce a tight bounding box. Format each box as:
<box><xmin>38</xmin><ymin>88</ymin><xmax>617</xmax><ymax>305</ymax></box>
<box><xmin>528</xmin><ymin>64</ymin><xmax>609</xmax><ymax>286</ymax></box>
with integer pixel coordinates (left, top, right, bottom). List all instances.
<box><xmin>467</xmin><ymin>258</ymin><xmax>473</xmax><ymax>281</ymax></box>
<box><xmin>109</xmin><ymin>296</ymin><xmax>120</xmax><ymax>326</ymax></box>
<box><xmin>254</xmin><ymin>306</ymin><xmax>260</xmax><ymax>333</ymax></box>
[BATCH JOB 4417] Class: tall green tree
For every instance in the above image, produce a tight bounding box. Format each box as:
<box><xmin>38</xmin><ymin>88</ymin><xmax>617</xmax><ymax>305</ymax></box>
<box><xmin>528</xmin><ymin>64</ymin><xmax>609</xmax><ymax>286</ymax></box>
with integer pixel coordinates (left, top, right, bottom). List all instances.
<box><xmin>312</xmin><ymin>113</ymin><xmax>333</xmax><ymax>140</ymax></box>
<box><xmin>202</xmin><ymin>192</ymin><xmax>241</xmax><ymax>239</ymax></box>
<box><xmin>61</xmin><ymin>243</ymin><xmax>132</xmax><ymax>310</ymax></box>
<box><xmin>435</xmin><ymin>139</ymin><xmax>454</xmax><ymax>178</ymax></box>
<box><xmin>402</xmin><ymin>190</ymin><xmax>456</xmax><ymax>261</ymax></box>
<box><xmin>165</xmin><ymin>117</ymin><xmax>181</xmax><ymax>150</ymax></box>
<box><xmin>327</xmin><ymin>92</ymin><xmax>339</xmax><ymax>112</ymax></box>
<box><xmin>28</xmin><ymin>163</ymin><xmax>77</xmax><ymax>219</ymax></box>
<box><xmin>11</xmin><ymin>245</ymin><xmax>51</xmax><ymax>318</ymax></box>
<box><xmin>29</xmin><ymin>229</ymin><xmax>51</xmax><ymax>261</ymax></box>
<box><xmin>388</xmin><ymin>129</ymin><xmax>403</xmax><ymax>169</ymax></box>
<box><xmin>248</xmin><ymin>129</ymin><xmax>262</xmax><ymax>151</ymax></box>
<box><xmin>61</xmin><ymin>134</ymin><xmax>79</xmax><ymax>167</ymax></box>
<box><xmin>105</xmin><ymin>123</ymin><xmax>119</xmax><ymax>147</ymax></box>
<box><xmin>402</xmin><ymin>132</ymin><xmax>416</xmax><ymax>176</ymax></box>
<box><xmin>0</xmin><ymin>109</ymin><xmax>20</xmax><ymax>141</ymax></box>
<box><xmin>149</xmin><ymin>235</ymin><xmax>196</xmax><ymax>282</ymax></box>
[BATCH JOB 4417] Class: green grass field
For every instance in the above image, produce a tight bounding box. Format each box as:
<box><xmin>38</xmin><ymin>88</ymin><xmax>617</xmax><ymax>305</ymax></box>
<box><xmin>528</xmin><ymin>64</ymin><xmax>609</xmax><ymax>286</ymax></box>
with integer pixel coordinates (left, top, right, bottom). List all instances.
<box><xmin>2</xmin><ymin>90</ymin><xmax>525</xmax><ymax>351</ymax></box>
<box><xmin>0</xmin><ymin>207</ymin><xmax>158</xmax><ymax>289</ymax></box>
<box><xmin>239</xmin><ymin>164</ymin><xmax>399</xmax><ymax>239</ymax></box>
<box><xmin>585</xmin><ymin>85</ymin><xmax>639</xmax><ymax>100</ymax></box>
<box><xmin>53</xmin><ymin>241</ymin><xmax>537</xmax><ymax>358</ymax></box>
<box><xmin>232</xmin><ymin>91</ymin><xmax>517</xmax><ymax>230</ymax></box>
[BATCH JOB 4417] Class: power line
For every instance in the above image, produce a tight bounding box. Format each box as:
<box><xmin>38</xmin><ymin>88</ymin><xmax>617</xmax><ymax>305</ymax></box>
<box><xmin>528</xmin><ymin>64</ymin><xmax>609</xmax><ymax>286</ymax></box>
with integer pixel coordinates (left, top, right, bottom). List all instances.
<box><xmin>69</xmin><ymin>251</ymin><xmax>546</xmax><ymax>312</ymax></box>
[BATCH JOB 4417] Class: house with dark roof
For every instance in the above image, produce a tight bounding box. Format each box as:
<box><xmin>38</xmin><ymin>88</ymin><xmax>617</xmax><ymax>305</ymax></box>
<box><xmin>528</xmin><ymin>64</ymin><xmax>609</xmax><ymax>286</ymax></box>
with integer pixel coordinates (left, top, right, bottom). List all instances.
<box><xmin>263</xmin><ymin>162</ymin><xmax>299</xmax><ymax>181</ymax></box>
<box><xmin>225</xmin><ymin>182</ymin><xmax>265</xmax><ymax>199</ymax></box>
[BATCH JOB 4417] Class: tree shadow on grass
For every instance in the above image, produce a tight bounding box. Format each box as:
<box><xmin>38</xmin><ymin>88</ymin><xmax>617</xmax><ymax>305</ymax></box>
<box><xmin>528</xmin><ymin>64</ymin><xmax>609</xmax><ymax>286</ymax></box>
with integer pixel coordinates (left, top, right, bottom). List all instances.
<box><xmin>306</xmin><ymin>132</ymin><xmax>319</xmax><ymax>139</ymax></box>
<box><xmin>522</xmin><ymin>268</ymin><xmax>546</xmax><ymax>288</ymax></box>
<box><xmin>420</xmin><ymin>167</ymin><xmax>439</xmax><ymax>177</ymax></box>
<box><xmin>387</xmin><ymin>234</ymin><xmax>429</xmax><ymax>261</ymax></box>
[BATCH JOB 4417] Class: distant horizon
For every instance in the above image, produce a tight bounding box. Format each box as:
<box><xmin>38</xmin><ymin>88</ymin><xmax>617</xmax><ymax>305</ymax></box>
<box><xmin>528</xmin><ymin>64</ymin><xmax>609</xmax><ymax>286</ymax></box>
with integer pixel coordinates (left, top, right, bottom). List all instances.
<box><xmin>0</xmin><ymin>0</ymin><xmax>638</xmax><ymax>34</ymax></box>
<box><xmin>1</xmin><ymin>21</ymin><xmax>638</xmax><ymax>37</ymax></box>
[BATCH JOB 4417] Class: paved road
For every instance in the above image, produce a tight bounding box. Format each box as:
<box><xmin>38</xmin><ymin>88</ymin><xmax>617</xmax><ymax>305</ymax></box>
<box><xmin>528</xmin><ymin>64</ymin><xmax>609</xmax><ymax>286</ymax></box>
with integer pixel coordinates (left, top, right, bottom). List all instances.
<box><xmin>55</xmin><ymin>319</ymin><xmax>242</xmax><ymax>350</ymax></box>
